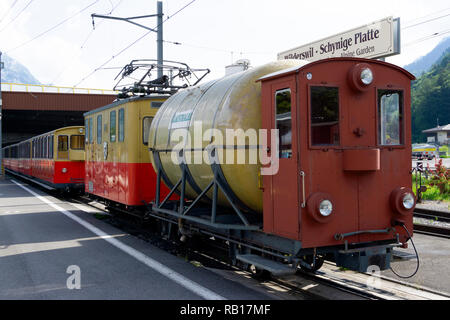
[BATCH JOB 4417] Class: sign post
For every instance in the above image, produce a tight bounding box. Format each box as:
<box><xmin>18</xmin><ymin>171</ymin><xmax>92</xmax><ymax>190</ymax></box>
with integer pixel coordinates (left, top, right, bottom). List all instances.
<box><xmin>278</xmin><ymin>17</ymin><xmax>400</xmax><ymax>62</ymax></box>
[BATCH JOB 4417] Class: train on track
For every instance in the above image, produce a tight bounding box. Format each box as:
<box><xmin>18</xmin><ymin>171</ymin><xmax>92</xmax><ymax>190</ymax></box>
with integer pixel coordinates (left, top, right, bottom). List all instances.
<box><xmin>3</xmin><ymin>57</ymin><xmax>417</xmax><ymax>275</ymax></box>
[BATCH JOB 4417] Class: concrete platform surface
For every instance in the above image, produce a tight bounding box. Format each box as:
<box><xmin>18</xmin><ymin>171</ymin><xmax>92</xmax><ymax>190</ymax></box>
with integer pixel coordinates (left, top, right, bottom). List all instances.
<box><xmin>0</xmin><ymin>178</ymin><xmax>278</xmax><ymax>300</ymax></box>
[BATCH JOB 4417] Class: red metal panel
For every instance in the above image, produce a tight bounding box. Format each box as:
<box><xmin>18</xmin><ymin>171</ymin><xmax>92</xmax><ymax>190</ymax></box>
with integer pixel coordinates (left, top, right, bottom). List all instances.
<box><xmin>85</xmin><ymin>161</ymin><xmax>174</xmax><ymax>207</ymax></box>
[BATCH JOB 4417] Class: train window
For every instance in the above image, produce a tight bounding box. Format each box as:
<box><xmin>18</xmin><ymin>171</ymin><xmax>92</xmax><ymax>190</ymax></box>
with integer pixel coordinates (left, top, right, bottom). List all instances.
<box><xmin>378</xmin><ymin>90</ymin><xmax>403</xmax><ymax>146</ymax></box>
<box><xmin>89</xmin><ymin>118</ymin><xmax>94</xmax><ymax>144</ymax></box>
<box><xmin>310</xmin><ymin>86</ymin><xmax>340</xmax><ymax>146</ymax></box>
<box><xmin>118</xmin><ymin>109</ymin><xmax>125</xmax><ymax>142</ymax></box>
<box><xmin>44</xmin><ymin>136</ymin><xmax>48</xmax><ymax>159</ymax></box>
<box><xmin>275</xmin><ymin>89</ymin><xmax>292</xmax><ymax>158</ymax></box>
<box><xmin>70</xmin><ymin>135</ymin><xmax>85</xmax><ymax>150</ymax></box>
<box><xmin>151</xmin><ymin>101</ymin><xmax>163</xmax><ymax>109</ymax></box>
<box><xmin>97</xmin><ymin>115</ymin><xmax>103</xmax><ymax>144</ymax></box>
<box><xmin>49</xmin><ymin>135</ymin><xmax>54</xmax><ymax>158</ymax></box>
<box><xmin>58</xmin><ymin>135</ymin><xmax>69</xmax><ymax>159</ymax></box>
<box><xmin>110</xmin><ymin>110</ymin><xmax>117</xmax><ymax>142</ymax></box>
<box><xmin>142</xmin><ymin>117</ymin><xmax>153</xmax><ymax>145</ymax></box>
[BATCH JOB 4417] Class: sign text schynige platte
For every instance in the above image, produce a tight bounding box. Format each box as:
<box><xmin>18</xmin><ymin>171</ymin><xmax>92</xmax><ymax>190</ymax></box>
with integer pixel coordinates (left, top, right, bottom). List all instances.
<box><xmin>278</xmin><ymin>17</ymin><xmax>400</xmax><ymax>62</ymax></box>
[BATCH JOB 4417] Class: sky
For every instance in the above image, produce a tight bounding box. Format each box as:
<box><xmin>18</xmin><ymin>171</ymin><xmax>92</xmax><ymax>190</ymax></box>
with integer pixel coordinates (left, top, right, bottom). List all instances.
<box><xmin>0</xmin><ymin>0</ymin><xmax>449</xmax><ymax>90</ymax></box>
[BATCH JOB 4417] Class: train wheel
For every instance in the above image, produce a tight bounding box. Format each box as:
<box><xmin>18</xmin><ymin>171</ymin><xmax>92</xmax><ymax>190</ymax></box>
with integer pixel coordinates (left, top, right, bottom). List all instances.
<box><xmin>298</xmin><ymin>254</ymin><xmax>325</xmax><ymax>272</ymax></box>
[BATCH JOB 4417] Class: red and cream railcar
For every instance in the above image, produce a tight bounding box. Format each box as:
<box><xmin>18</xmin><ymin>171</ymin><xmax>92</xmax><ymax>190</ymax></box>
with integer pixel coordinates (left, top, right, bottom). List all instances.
<box><xmin>84</xmin><ymin>96</ymin><xmax>174</xmax><ymax>207</ymax></box>
<box><xmin>3</xmin><ymin>126</ymin><xmax>85</xmax><ymax>191</ymax></box>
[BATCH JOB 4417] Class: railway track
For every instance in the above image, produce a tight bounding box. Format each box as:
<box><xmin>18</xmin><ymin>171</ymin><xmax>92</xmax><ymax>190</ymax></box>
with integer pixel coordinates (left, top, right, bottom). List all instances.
<box><xmin>414</xmin><ymin>208</ymin><xmax>450</xmax><ymax>239</ymax></box>
<box><xmin>7</xmin><ymin>174</ymin><xmax>449</xmax><ymax>300</ymax></box>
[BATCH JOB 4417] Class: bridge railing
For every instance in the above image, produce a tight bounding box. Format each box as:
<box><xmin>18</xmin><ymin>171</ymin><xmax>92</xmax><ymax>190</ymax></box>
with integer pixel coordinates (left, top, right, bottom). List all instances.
<box><xmin>1</xmin><ymin>83</ymin><xmax>118</xmax><ymax>95</ymax></box>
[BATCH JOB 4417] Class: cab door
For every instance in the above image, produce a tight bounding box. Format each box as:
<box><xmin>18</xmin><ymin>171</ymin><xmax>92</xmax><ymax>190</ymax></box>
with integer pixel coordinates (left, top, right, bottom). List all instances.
<box><xmin>262</xmin><ymin>76</ymin><xmax>301</xmax><ymax>240</ymax></box>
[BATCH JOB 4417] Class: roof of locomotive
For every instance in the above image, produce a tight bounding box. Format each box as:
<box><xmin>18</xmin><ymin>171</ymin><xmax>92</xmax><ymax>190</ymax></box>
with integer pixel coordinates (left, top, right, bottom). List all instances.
<box><xmin>84</xmin><ymin>94</ymin><xmax>169</xmax><ymax>117</ymax></box>
<box><xmin>258</xmin><ymin>57</ymin><xmax>415</xmax><ymax>82</ymax></box>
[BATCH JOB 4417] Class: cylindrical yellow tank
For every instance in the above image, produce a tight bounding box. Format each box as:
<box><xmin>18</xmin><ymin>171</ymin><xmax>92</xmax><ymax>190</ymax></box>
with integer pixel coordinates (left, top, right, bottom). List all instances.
<box><xmin>149</xmin><ymin>60</ymin><xmax>302</xmax><ymax>213</ymax></box>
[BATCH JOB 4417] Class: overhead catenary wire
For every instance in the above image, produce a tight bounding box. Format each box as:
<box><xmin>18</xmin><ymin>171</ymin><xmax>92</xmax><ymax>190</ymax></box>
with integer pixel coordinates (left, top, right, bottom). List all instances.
<box><xmin>6</xmin><ymin>0</ymin><xmax>100</xmax><ymax>54</ymax></box>
<box><xmin>403</xmin><ymin>28</ymin><xmax>450</xmax><ymax>47</ymax></box>
<box><xmin>0</xmin><ymin>0</ymin><xmax>35</xmax><ymax>34</ymax></box>
<box><xmin>0</xmin><ymin>0</ymin><xmax>19</xmax><ymax>25</ymax></box>
<box><xmin>402</xmin><ymin>13</ymin><xmax>450</xmax><ymax>30</ymax></box>
<box><xmin>51</xmin><ymin>0</ymin><xmax>124</xmax><ymax>84</ymax></box>
<box><xmin>74</xmin><ymin>0</ymin><xmax>198</xmax><ymax>87</ymax></box>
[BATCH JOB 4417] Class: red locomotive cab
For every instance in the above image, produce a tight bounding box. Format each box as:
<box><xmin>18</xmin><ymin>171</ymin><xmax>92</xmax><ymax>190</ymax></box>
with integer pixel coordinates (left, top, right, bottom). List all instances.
<box><xmin>260</xmin><ymin>58</ymin><xmax>415</xmax><ymax>271</ymax></box>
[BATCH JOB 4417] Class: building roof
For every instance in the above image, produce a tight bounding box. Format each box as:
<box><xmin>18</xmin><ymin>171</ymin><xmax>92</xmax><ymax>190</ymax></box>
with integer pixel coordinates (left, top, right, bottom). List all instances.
<box><xmin>422</xmin><ymin>124</ymin><xmax>450</xmax><ymax>133</ymax></box>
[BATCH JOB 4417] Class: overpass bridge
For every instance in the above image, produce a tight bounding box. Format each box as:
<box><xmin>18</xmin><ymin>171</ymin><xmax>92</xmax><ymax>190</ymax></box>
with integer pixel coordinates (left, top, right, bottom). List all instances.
<box><xmin>1</xmin><ymin>83</ymin><xmax>117</xmax><ymax>146</ymax></box>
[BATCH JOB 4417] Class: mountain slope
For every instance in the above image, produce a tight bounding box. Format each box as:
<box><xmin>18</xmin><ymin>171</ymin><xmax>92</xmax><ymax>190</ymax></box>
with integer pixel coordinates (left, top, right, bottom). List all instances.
<box><xmin>1</xmin><ymin>54</ymin><xmax>40</xmax><ymax>84</ymax></box>
<box><xmin>411</xmin><ymin>50</ymin><xmax>450</xmax><ymax>143</ymax></box>
<box><xmin>404</xmin><ymin>37</ymin><xmax>450</xmax><ymax>77</ymax></box>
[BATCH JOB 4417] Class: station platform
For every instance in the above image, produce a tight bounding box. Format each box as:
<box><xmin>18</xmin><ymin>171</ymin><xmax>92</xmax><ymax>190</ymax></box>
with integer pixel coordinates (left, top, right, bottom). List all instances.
<box><xmin>0</xmin><ymin>178</ymin><xmax>275</xmax><ymax>300</ymax></box>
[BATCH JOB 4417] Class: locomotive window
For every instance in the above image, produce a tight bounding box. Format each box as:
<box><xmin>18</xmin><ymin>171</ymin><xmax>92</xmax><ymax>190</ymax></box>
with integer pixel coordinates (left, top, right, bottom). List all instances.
<box><xmin>58</xmin><ymin>136</ymin><xmax>68</xmax><ymax>151</ymax></box>
<box><xmin>58</xmin><ymin>135</ymin><xmax>69</xmax><ymax>160</ymax></box>
<box><xmin>97</xmin><ymin>115</ymin><xmax>102</xmax><ymax>144</ymax></box>
<box><xmin>118</xmin><ymin>109</ymin><xmax>125</xmax><ymax>142</ymax></box>
<box><xmin>275</xmin><ymin>89</ymin><xmax>292</xmax><ymax>158</ymax></box>
<box><xmin>44</xmin><ymin>136</ymin><xmax>48</xmax><ymax>159</ymax></box>
<box><xmin>71</xmin><ymin>135</ymin><xmax>85</xmax><ymax>150</ymax></box>
<box><xmin>89</xmin><ymin>118</ymin><xmax>94</xmax><ymax>144</ymax></box>
<box><xmin>49</xmin><ymin>135</ymin><xmax>54</xmax><ymax>158</ymax></box>
<box><xmin>110</xmin><ymin>110</ymin><xmax>117</xmax><ymax>142</ymax></box>
<box><xmin>378</xmin><ymin>90</ymin><xmax>403</xmax><ymax>146</ymax></box>
<box><xmin>310</xmin><ymin>86</ymin><xmax>340</xmax><ymax>146</ymax></box>
<box><xmin>142</xmin><ymin>117</ymin><xmax>153</xmax><ymax>145</ymax></box>
<box><xmin>151</xmin><ymin>101</ymin><xmax>163</xmax><ymax>109</ymax></box>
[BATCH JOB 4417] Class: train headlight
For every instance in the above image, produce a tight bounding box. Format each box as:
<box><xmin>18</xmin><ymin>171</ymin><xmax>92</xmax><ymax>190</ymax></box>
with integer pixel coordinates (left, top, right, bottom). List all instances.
<box><xmin>348</xmin><ymin>63</ymin><xmax>374</xmax><ymax>92</ymax></box>
<box><xmin>360</xmin><ymin>68</ymin><xmax>373</xmax><ymax>85</ymax></box>
<box><xmin>62</xmin><ymin>168</ymin><xmax>68</xmax><ymax>173</ymax></box>
<box><xmin>390</xmin><ymin>187</ymin><xmax>416</xmax><ymax>215</ymax></box>
<box><xmin>402</xmin><ymin>193</ymin><xmax>415</xmax><ymax>210</ymax></box>
<box><xmin>307</xmin><ymin>193</ymin><xmax>335</xmax><ymax>223</ymax></box>
<box><xmin>319</xmin><ymin>200</ymin><xmax>333</xmax><ymax>217</ymax></box>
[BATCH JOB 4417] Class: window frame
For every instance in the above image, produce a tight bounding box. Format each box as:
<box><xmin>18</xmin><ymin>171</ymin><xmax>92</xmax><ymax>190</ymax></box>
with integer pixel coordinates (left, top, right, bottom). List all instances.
<box><xmin>376</xmin><ymin>88</ymin><xmax>405</xmax><ymax>148</ymax></box>
<box><xmin>308</xmin><ymin>84</ymin><xmax>341</xmax><ymax>149</ymax></box>
<box><xmin>97</xmin><ymin>115</ymin><xmax>103</xmax><ymax>144</ymax></box>
<box><xmin>110</xmin><ymin>110</ymin><xmax>117</xmax><ymax>142</ymax></box>
<box><xmin>70</xmin><ymin>135</ymin><xmax>85</xmax><ymax>150</ymax></box>
<box><xmin>142</xmin><ymin>116</ymin><xmax>154</xmax><ymax>146</ymax></box>
<box><xmin>89</xmin><ymin>118</ymin><xmax>94</xmax><ymax>144</ymax></box>
<box><xmin>274</xmin><ymin>88</ymin><xmax>293</xmax><ymax>159</ymax></box>
<box><xmin>118</xmin><ymin>108</ymin><xmax>125</xmax><ymax>142</ymax></box>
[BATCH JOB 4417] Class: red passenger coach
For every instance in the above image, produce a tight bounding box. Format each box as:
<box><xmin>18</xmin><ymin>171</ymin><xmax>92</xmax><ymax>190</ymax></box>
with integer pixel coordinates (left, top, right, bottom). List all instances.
<box><xmin>3</xmin><ymin>126</ymin><xmax>85</xmax><ymax>191</ymax></box>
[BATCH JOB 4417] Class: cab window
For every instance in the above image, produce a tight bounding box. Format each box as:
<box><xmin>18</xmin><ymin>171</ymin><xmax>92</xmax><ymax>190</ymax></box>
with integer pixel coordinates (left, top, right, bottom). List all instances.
<box><xmin>378</xmin><ymin>90</ymin><xmax>403</xmax><ymax>146</ymax></box>
<box><xmin>110</xmin><ymin>110</ymin><xmax>117</xmax><ymax>142</ymax></box>
<box><xmin>118</xmin><ymin>109</ymin><xmax>125</xmax><ymax>142</ymax></box>
<box><xmin>143</xmin><ymin>117</ymin><xmax>153</xmax><ymax>145</ymax></box>
<box><xmin>58</xmin><ymin>135</ymin><xmax>69</xmax><ymax>159</ymax></box>
<box><xmin>89</xmin><ymin>118</ymin><xmax>94</xmax><ymax>143</ymax></box>
<box><xmin>275</xmin><ymin>89</ymin><xmax>292</xmax><ymax>158</ymax></box>
<box><xmin>310</xmin><ymin>86</ymin><xmax>340</xmax><ymax>146</ymax></box>
<box><xmin>71</xmin><ymin>135</ymin><xmax>85</xmax><ymax>150</ymax></box>
<box><xmin>97</xmin><ymin>115</ymin><xmax>102</xmax><ymax>144</ymax></box>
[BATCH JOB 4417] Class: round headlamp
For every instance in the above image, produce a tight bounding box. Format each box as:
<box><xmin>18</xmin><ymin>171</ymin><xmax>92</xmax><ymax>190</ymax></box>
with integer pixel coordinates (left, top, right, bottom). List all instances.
<box><xmin>360</xmin><ymin>68</ymin><xmax>373</xmax><ymax>85</ymax></box>
<box><xmin>319</xmin><ymin>200</ymin><xmax>333</xmax><ymax>217</ymax></box>
<box><xmin>402</xmin><ymin>193</ymin><xmax>415</xmax><ymax>210</ymax></box>
<box><xmin>62</xmin><ymin>168</ymin><xmax>68</xmax><ymax>173</ymax></box>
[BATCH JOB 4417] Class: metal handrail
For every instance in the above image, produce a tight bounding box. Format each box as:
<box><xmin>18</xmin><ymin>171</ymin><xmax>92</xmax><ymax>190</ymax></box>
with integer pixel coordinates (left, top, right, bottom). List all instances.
<box><xmin>0</xmin><ymin>82</ymin><xmax>118</xmax><ymax>95</ymax></box>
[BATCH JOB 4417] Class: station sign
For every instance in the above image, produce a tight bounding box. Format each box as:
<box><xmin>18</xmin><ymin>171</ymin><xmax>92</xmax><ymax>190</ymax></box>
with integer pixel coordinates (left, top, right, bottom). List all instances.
<box><xmin>278</xmin><ymin>17</ymin><xmax>400</xmax><ymax>62</ymax></box>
